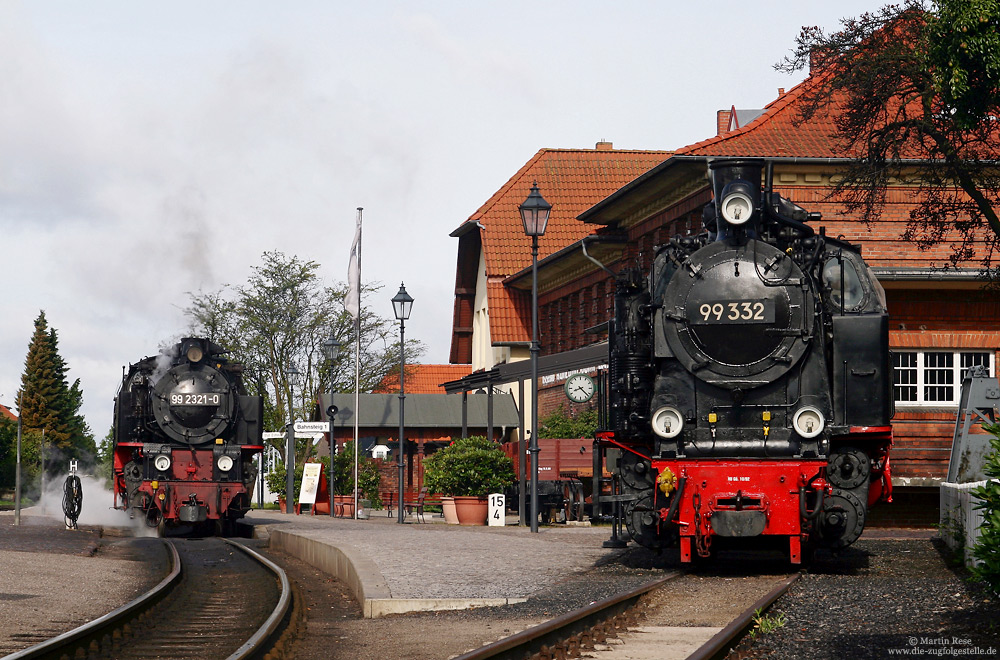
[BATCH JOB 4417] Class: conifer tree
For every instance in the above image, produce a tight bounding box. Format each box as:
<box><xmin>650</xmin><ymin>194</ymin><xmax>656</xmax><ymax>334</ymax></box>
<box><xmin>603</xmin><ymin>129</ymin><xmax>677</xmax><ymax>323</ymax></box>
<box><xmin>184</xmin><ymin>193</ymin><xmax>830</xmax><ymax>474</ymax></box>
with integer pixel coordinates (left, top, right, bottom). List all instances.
<box><xmin>16</xmin><ymin>312</ymin><xmax>96</xmax><ymax>474</ymax></box>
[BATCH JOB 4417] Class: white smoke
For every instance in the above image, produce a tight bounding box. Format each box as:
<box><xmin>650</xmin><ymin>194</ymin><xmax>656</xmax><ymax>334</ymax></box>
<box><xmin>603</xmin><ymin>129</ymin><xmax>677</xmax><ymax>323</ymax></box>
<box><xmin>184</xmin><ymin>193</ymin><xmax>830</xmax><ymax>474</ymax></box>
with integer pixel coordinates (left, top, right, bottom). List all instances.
<box><xmin>149</xmin><ymin>351</ymin><xmax>174</xmax><ymax>386</ymax></box>
<box><xmin>37</xmin><ymin>472</ymin><xmax>158</xmax><ymax>537</ymax></box>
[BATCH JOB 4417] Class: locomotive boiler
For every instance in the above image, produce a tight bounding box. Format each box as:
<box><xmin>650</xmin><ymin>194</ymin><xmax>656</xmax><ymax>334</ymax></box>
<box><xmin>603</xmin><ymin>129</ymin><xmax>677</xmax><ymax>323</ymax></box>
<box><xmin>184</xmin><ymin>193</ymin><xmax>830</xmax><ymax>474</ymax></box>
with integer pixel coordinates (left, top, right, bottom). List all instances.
<box><xmin>603</xmin><ymin>159</ymin><xmax>893</xmax><ymax>563</ymax></box>
<box><xmin>112</xmin><ymin>337</ymin><xmax>264</xmax><ymax>534</ymax></box>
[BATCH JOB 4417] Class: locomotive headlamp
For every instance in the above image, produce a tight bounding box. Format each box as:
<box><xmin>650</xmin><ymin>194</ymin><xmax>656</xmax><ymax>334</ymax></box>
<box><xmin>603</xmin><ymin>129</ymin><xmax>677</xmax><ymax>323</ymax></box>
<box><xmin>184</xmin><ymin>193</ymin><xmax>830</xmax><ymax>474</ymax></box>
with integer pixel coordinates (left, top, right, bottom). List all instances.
<box><xmin>719</xmin><ymin>187</ymin><xmax>755</xmax><ymax>226</ymax></box>
<box><xmin>154</xmin><ymin>454</ymin><xmax>171</xmax><ymax>472</ymax></box>
<box><xmin>651</xmin><ymin>406</ymin><xmax>684</xmax><ymax>439</ymax></box>
<box><xmin>186</xmin><ymin>344</ymin><xmax>204</xmax><ymax>363</ymax></box>
<box><xmin>792</xmin><ymin>406</ymin><xmax>825</xmax><ymax>439</ymax></box>
<box><xmin>217</xmin><ymin>455</ymin><xmax>234</xmax><ymax>472</ymax></box>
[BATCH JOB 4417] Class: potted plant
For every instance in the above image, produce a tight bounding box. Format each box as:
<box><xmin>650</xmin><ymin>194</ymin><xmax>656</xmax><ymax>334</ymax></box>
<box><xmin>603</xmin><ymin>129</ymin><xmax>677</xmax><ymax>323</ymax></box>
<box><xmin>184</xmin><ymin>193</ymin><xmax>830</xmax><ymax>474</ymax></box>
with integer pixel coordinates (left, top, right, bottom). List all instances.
<box><xmin>332</xmin><ymin>441</ymin><xmax>383</xmax><ymax>517</ymax></box>
<box><xmin>265</xmin><ymin>463</ymin><xmax>303</xmax><ymax>512</ymax></box>
<box><xmin>423</xmin><ymin>436</ymin><xmax>515</xmax><ymax>525</ymax></box>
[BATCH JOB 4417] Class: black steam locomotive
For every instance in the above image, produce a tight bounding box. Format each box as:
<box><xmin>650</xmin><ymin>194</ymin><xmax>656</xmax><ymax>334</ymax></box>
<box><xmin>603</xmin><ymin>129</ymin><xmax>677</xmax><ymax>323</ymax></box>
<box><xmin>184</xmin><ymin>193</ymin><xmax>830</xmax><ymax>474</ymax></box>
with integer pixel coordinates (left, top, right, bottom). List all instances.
<box><xmin>113</xmin><ymin>338</ymin><xmax>264</xmax><ymax>534</ymax></box>
<box><xmin>602</xmin><ymin>159</ymin><xmax>893</xmax><ymax>563</ymax></box>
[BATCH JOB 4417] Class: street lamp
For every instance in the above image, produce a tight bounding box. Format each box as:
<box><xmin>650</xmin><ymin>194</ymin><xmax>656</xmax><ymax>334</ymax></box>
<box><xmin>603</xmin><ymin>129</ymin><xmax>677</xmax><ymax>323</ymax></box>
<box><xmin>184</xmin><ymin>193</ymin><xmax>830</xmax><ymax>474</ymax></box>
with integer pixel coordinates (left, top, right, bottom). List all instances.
<box><xmin>391</xmin><ymin>283</ymin><xmax>414</xmax><ymax>524</ymax></box>
<box><xmin>285</xmin><ymin>365</ymin><xmax>301</xmax><ymax>514</ymax></box>
<box><xmin>519</xmin><ymin>181</ymin><xmax>551</xmax><ymax>533</ymax></box>
<box><xmin>321</xmin><ymin>335</ymin><xmax>342</xmax><ymax>518</ymax></box>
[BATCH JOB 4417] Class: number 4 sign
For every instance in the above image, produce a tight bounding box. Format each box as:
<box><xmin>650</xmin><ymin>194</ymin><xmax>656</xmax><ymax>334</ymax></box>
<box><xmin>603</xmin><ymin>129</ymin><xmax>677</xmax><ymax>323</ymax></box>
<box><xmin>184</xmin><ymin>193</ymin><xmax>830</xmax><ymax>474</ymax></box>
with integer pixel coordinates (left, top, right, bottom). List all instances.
<box><xmin>488</xmin><ymin>493</ymin><xmax>505</xmax><ymax>526</ymax></box>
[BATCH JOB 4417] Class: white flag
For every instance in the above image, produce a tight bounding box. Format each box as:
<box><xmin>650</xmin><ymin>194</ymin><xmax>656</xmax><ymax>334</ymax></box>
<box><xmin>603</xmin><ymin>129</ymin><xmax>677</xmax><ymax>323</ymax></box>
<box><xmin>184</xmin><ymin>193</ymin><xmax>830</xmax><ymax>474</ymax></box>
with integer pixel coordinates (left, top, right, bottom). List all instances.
<box><xmin>346</xmin><ymin>208</ymin><xmax>362</xmax><ymax>319</ymax></box>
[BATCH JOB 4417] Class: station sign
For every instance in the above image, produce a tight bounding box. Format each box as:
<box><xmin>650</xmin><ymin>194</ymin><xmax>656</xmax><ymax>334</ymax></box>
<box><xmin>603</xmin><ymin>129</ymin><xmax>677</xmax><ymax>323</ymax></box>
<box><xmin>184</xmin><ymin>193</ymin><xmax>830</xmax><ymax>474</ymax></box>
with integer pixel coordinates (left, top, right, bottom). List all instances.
<box><xmin>294</xmin><ymin>421</ymin><xmax>331</xmax><ymax>433</ymax></box>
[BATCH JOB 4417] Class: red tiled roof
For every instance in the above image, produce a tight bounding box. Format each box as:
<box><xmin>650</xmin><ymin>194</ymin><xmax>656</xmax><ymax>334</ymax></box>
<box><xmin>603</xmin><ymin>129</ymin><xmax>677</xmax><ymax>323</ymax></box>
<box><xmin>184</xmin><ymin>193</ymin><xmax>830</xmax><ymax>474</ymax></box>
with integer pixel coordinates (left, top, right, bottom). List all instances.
<box><xmin>455</xmin><ymin>146</ymin><xmax>670</xmax><ymax>345</ymax></box>
<box><xmin>676</xmin><ymin>77</ymin><xmax>846</xmax><ymax>158</ymax></box>
<box><xmin>374</xmin><ymin>364</ymin><xmax>472</xmax><ymax>393</ymax></box>
<box><xmin>0</xmin><ymin>403</ymin><xmax>16</xmax><ymax>421</ymax></box>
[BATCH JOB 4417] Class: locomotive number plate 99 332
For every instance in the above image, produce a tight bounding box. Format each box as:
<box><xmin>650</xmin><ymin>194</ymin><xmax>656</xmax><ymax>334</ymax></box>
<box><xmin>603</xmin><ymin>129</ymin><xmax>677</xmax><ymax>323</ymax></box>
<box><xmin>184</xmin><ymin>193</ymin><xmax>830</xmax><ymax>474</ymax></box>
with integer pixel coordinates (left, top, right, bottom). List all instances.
<box><xmin>170</xmin><ymin>393</ymin><xmax>221</xmax><ymax>406</ymax></box>
<box><xmin>690</xmin><ymin>300</ymin><xmax>775</xmax><ymax>324</ymax></box>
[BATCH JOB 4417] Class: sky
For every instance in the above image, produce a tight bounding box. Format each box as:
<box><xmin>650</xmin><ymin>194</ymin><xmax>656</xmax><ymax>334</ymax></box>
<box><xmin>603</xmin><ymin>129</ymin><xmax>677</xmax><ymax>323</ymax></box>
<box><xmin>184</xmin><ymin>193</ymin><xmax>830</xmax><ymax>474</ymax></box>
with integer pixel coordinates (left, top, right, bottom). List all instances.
<box><xmin>0</xmin><ymin>0</ymin><xmax>880</xmax><ymax>439</ymax></box>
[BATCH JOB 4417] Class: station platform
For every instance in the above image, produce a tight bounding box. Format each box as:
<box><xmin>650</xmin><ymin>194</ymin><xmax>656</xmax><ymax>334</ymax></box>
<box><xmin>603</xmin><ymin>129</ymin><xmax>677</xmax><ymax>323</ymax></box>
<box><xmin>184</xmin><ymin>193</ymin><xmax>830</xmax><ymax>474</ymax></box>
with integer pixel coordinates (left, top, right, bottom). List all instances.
<box><xmin>242</xmin><ymin>508</ymin><xmax>617</xmax><ymax>618</ymax></box>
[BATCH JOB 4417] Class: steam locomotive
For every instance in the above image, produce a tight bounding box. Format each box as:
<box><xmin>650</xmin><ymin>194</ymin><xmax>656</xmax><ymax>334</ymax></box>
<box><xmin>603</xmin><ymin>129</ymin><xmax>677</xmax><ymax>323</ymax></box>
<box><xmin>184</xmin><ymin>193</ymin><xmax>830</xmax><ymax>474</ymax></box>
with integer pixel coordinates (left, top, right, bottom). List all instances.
<box><xmin>603</xmin><ymin>159</ymin><xmax>893</xmax><ymax>563</ymax></box>
<box><xmin>112</xmin><ymin>338</ymin><xmax>264</xmax><ymax>534</ymax></box>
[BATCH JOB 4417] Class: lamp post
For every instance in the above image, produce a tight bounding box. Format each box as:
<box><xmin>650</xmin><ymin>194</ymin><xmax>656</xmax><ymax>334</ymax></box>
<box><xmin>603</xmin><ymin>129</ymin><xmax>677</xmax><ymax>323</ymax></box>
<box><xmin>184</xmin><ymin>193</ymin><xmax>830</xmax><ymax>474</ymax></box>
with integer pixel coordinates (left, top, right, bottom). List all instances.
<box><xmin>285</xmin><ymin>366</ymin><xmax>300</xmax><ymax>514</ymax></box>
<box><xmin>391</xmin><ymin>283</ymin><xmax>414</xmax><ymax>524</ymax></box>
<box><xmin>14</xmin><ymin>392</ymin><xmax>22</xmax><ymax>526</ymax></box>
<box><xmin>519</xmin><ymin>181</ymin><xmax>551</xmax><ymax>533</ymax></box>
<box><xmin>321</xmin><ymin>335</ymin><xmax>342</xmax><ymax>518</ymax></box>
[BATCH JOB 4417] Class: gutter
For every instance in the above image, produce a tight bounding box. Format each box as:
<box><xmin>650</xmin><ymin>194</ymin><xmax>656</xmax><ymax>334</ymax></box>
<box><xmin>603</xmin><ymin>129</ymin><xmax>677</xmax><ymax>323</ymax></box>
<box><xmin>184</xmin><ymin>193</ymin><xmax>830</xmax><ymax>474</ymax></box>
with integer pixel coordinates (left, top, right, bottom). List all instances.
<box><xmin>503</xmin><ymin>233</ymin><xmax>627</xmax><ymax>287</ymax></box>
<box><xmin>872</xmin><ymin>267</ymin><xmax>989</xmax><ymax>281</ymax></box>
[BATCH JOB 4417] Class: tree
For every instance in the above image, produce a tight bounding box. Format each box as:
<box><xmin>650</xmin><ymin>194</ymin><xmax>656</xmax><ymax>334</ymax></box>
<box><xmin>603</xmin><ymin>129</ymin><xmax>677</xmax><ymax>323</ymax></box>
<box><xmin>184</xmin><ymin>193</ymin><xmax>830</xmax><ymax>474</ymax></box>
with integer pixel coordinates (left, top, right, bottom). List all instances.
<box><xmin>0</xmin><ymin>417</ymin><xmax>16</xmax><ymax>491</ymax></box>
<box><xmin>538</xmin><ymin>405</ymin><xmax>599</xmax><ymax>439</ymax></box>
<box><xmin>972</xmin><ymin>424</ymin><xmax>1000</xmax><ymax>595</ymax></box>
<box><xmin>185</xmin><ymin>250</ymin><xmax>424</xmax><ymax>464</ymax></box>
<box><xmin>778</xmin><ymin>0</ymin><xmax>1000</xmax><ymax>276</ymax></box>
<box><xmin>15</xmin><ymin>312</ymin><xmax>96</xmax><ymax>479</ymax></box>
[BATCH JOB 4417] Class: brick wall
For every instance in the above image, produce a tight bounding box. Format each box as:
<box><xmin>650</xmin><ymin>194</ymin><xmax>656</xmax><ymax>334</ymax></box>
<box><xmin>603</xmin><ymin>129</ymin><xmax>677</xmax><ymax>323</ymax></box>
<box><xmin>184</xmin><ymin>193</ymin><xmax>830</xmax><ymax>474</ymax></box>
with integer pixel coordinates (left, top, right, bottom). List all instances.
<box><xmin>867</xmin><ymin>487</ymin><xmax>939</xmax><ymax>528</ymax></box>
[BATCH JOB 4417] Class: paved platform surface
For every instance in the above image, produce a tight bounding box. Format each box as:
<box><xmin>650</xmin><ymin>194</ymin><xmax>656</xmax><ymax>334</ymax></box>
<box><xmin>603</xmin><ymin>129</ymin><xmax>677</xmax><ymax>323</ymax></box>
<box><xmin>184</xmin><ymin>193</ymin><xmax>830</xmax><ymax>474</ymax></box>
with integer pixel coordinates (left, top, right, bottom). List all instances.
<box><xmin>244</xmin><ymin>509</ymin><xmax>621</xmax><ymax>617</ymax></box>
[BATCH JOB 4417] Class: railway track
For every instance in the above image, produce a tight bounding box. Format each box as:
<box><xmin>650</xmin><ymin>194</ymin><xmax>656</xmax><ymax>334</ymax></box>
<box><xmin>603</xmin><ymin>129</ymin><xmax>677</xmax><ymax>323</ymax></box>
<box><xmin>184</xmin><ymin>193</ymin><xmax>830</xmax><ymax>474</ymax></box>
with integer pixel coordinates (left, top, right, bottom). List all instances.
<box><xmin>455</xmin><ymin>571</ymin><xmax>798</xmax><ymax>660</ymax></box>
<box><xmin>3</xmin><ymin>538</ymin><xmax>292</xmax><ymax>660</ymax></box>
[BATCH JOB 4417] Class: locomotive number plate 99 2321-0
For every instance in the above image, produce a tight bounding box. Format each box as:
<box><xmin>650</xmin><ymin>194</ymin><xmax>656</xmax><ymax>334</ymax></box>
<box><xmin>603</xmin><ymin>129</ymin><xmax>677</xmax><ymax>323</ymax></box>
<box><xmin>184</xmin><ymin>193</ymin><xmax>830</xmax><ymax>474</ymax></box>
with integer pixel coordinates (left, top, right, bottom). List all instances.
<box><xmin>170</xmin><ymin>393</ymin><xmax>222</xmax><ymax>406</ymax></box>
<box><xmin>690</xmin><ymin>300</ymin><xmax>775</xmax><ymax>324</ymax></box>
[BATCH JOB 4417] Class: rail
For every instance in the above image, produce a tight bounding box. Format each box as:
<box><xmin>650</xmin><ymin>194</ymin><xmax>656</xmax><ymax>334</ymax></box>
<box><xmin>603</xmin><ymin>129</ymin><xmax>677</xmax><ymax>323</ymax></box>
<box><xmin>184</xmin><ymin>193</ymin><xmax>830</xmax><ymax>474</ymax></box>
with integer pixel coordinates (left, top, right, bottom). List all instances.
<box><xmin>453</xmin><ymin>572</ymin><xmax>680</xmax><ymax>660</ymax></box>
<box><xmin>2</xmin><ymin>538</ymin><xmax>292</xmax><ymax>660</ymax></box>
<box><xmin>2</xmin><ymin>540</ymin><xmax>182</xmax><ymax>660</ymax></box>
<box><xmin>687</xmin><ymin>573</ymin><xmax>799</xmax><ymax>660</ymax></box>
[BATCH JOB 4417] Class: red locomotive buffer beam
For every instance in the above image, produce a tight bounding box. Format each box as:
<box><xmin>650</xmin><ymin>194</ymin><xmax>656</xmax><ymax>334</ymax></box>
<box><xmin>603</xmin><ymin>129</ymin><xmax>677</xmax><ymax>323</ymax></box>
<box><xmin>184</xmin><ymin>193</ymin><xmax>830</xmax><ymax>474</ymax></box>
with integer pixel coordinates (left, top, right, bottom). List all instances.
<box><xmin>654</xmin><ymin>459</ymin><xmax>827</xmax><ymax>564</ymax></box>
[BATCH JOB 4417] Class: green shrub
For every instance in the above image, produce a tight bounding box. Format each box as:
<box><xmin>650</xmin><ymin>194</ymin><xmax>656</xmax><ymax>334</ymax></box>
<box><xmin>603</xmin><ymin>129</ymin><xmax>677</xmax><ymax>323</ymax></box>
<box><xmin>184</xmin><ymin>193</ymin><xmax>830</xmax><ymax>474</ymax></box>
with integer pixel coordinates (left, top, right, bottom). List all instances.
<box><xmin>332</xmin><ymin>441</ymin><xmax>382</xmax><ymax>507</ymax></box>
<box><xmin>539</xmin><ymin>405</ymin><xmax>599</xmax><ymax>439</ymax></box>
<box><xmin>972</xmin><ymin>423</ymin><xmax>1000</xmax><ymax>595</ymax></box>
<box><xmin>265</xmin><ymin>462</ymin><xmax>303</xmax><ymax>500</ymax></box>
<box><xmin>423</xmin><ymin>435</ymin><xmax>515</xmax><ymax>497</ymax></box>
<box><xmin>265</xmin><ymin>448</ymin><xmax>381</xmax><ymax>508</ymax></box>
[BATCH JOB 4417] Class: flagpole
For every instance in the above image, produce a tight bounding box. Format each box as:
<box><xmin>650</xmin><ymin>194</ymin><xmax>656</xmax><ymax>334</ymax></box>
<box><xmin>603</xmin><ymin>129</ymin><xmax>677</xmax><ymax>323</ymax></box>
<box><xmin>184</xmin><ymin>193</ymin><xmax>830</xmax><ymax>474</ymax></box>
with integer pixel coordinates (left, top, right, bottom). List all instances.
<box><xmin>353</xmin><ymin>207</ymin><xmax>362</xmax><ymax>518</ymax></box>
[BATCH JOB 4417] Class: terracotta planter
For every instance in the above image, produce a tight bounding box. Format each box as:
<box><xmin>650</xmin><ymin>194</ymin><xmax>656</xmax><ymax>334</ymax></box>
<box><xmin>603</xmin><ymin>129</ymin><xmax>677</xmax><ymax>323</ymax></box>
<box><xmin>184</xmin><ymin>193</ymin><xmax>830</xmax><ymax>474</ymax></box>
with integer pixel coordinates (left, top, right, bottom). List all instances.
<box><xmin>453</xmin><ymin>495</ymin><xmax>488</xmax><ymax>526</ymax></box>
<box><xmin>441</xmin><ymin>496</ymin><xmax>459</xmax><ymax>525</ymax></box>
<box><xmin>278</xmin><ymin>498</ymin><xmax>287</xmax><ymax>513</ymax></box>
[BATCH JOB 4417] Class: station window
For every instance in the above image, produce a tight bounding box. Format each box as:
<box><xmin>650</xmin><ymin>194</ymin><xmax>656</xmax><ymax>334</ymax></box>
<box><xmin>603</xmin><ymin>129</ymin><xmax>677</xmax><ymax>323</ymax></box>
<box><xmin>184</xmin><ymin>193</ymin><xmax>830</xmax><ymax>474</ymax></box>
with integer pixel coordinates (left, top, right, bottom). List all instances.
<box><xmin>892</xmin><ymin>350</ymin><xmax>995</xmax><ymax>405</ymax></box>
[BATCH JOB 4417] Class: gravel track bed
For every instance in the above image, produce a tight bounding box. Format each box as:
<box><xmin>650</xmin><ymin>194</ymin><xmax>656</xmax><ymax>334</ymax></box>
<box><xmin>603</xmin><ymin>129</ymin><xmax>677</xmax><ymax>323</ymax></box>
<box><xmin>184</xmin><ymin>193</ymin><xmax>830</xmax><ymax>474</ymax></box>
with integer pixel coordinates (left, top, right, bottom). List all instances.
<box><xmin>6</xmin><ymin>511</ymin><xmax>998</xmax><ymax>660</ymax></box>
<box><xmin>265</xmin><ymin>533</ymin><xmax>1000</xmax><ymax>660</ymax></box>
<box><xmin>0</xmin><ymin>512</ymin><xmax>166</xmax><ymax>656</ymax></box>
<box><xmin>731</xmin><ymin>539</ymin><xmax>1000</xmax><ymax>660</ymax></box>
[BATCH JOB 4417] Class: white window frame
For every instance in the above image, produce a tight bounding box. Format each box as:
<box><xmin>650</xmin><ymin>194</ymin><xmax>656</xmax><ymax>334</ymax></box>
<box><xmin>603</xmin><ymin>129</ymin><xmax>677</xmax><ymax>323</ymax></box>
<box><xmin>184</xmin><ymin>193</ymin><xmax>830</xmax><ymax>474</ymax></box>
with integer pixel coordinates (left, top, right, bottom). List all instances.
<box><xmin>892</xmin><ymin>350</ymin><xmax>996</xmax><ymax>406</ymax></box>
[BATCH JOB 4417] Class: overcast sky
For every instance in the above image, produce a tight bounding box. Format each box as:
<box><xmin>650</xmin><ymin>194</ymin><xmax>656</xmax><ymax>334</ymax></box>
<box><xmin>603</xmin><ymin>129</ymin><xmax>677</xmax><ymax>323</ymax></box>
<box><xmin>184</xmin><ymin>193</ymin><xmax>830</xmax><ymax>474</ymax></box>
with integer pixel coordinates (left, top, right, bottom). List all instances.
<box><xmin>0</xmin><ymin>1</ymin><xmax>878</xmax><ymax>438</ymax></box>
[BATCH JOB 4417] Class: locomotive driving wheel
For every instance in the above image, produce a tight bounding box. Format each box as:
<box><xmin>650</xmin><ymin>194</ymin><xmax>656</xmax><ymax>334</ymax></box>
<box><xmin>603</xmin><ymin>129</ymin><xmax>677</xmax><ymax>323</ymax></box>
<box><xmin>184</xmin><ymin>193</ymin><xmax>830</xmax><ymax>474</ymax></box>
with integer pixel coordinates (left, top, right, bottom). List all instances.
<box><xmin>563</xmin><ymin>481</ymin><xmax>586</xmax><ymax>522</ymax></box>
<box><xmin>827</xmin><ymin>446</ymin><xmax>871</xmax><ymax>490</ymax></box>
<box><xmin>625</xmin><ymin>493</ymin><xmax>668</xmax><ymax>550</ymax></box>
<box><xmin>820</xmin><ymin>488</ymin><xmax>866</xmax><ymax>549</ymax></box>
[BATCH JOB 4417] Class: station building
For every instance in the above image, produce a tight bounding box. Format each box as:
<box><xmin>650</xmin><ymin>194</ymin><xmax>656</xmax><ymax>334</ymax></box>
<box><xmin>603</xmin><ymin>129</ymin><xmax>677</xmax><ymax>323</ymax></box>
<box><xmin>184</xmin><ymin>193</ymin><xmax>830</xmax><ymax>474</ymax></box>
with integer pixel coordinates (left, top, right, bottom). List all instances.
<box><xmin>447</xmin><ymin>77</ymin><xmax>998</xmax><ymax>525</ymax></box>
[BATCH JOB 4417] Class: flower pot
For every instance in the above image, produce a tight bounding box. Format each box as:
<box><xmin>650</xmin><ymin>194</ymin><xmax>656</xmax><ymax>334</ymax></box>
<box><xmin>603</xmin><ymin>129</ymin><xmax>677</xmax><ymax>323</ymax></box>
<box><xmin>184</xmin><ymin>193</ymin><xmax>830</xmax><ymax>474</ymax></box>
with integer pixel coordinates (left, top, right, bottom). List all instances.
<box><xmin>453</xmin><ymin>495</ymin><xmax>488</xmax><ymax>526</ymax></box>
<box><xmin>442</xmin><ymin>496</ymin><xmax>459</xmax><ymax>525</ymax></box>
<box><xmin>278</xmin><ymin>497</ymin><xmax>286</xmax><ymax>513</ymax></box>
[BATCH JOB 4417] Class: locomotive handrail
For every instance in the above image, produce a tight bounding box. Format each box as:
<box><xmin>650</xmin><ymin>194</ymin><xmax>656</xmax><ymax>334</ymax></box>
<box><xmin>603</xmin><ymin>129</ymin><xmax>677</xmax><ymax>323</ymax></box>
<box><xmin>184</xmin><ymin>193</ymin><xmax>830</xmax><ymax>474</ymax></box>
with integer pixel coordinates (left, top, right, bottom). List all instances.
<box><xmin>2</xmin><ymin>540</ymin><xmax>181</xmax><ymax>660</ymax></box>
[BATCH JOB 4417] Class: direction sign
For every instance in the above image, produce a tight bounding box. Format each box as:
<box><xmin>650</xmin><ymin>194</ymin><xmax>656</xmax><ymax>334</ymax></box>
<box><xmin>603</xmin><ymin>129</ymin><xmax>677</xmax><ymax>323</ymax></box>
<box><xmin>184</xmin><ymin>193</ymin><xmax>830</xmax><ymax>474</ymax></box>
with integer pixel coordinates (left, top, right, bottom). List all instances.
<box><xmin>262</xmin><ymin>432</ymin><xmax>285</xmax><ymax>440</ymax></box>
<box><xmin>294</xmin><ymin>421</ymin><xmax>331</xmax><ymax>433</ymax></box>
